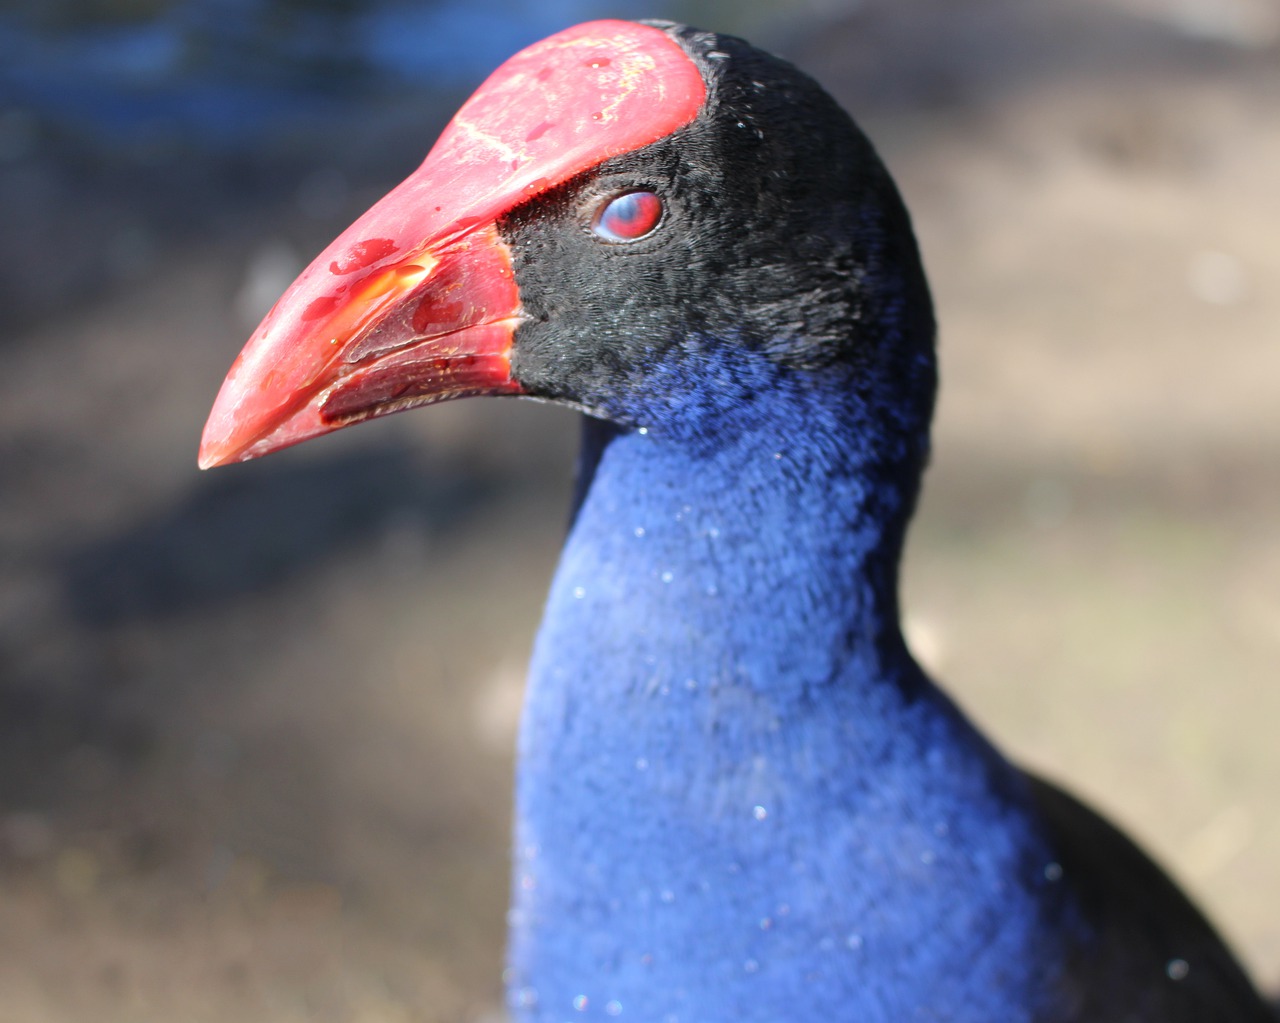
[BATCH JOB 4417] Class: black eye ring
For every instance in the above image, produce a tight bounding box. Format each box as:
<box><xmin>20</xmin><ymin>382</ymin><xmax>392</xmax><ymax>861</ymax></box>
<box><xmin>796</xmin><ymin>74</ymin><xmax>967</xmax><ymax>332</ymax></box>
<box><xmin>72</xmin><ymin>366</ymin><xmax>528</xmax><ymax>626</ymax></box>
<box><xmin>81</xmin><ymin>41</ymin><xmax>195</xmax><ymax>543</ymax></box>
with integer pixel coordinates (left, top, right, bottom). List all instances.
<box><xmin>592</xmin><ymin>191</ymin><xmax>664</xmax><ymax>243</ymax></box>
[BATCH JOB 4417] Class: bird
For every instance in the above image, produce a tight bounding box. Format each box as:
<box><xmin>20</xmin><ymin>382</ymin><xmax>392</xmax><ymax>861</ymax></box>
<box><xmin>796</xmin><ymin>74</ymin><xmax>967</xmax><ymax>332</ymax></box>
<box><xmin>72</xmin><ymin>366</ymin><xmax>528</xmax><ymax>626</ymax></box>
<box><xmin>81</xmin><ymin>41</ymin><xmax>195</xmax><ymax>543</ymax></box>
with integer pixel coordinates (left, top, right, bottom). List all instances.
<box><xmin>197</xmin><ymin>19</ymin><xmax>1273</xmax><ymax>1023</ymax></box>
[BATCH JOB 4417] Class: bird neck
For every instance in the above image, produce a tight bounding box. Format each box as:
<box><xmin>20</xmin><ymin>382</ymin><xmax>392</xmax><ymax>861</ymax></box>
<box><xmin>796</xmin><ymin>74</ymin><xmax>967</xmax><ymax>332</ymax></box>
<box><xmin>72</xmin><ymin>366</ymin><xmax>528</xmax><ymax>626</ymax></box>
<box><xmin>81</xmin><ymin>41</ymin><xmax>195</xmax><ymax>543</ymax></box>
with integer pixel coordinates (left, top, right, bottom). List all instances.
<box><xmin>506</xmin><ymin>370</ymin><xmax>1076</xmax><ymax>1020</ymax></box>
<box><xmin>560</xmin><ymin>382</ymin><xmax>919</xmax><ymax>702</ymax></box>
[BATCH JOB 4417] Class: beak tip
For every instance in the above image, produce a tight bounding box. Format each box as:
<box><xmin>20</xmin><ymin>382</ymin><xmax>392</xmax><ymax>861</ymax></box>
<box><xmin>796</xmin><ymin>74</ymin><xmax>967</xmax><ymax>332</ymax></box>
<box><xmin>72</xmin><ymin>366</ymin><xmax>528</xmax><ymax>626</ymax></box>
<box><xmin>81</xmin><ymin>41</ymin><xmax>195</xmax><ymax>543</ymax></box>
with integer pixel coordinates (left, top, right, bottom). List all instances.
<box><xmin>196</xmin><ymin>440</ymin><xmax>229</xmax><ymax>471</ymax></box>
<box><xmin>197</xmin><ymin>416</ymin><xmax>242</xmax><ymax>470</ymax></box>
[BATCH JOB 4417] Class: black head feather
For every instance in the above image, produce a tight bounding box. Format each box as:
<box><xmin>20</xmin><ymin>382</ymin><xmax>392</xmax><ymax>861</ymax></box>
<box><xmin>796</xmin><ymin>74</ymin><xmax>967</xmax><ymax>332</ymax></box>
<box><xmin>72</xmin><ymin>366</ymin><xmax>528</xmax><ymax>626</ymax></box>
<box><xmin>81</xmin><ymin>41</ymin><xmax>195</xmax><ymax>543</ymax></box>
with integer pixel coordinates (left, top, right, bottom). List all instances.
<box><xmin>502</xmin><ymin>23</ymin><xmax>936</xmax><ymax>441</ymax></box>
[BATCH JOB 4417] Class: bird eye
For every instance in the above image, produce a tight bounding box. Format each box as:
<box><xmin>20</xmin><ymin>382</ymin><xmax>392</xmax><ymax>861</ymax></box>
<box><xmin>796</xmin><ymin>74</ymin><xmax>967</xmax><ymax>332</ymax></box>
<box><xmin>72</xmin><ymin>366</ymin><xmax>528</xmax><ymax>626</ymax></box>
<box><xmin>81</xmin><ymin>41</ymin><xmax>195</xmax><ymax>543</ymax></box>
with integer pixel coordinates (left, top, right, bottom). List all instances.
<box><xmin>592</xmin><ymin>191</ymin><xmax>664</xmax><ymax>243</ymax></box>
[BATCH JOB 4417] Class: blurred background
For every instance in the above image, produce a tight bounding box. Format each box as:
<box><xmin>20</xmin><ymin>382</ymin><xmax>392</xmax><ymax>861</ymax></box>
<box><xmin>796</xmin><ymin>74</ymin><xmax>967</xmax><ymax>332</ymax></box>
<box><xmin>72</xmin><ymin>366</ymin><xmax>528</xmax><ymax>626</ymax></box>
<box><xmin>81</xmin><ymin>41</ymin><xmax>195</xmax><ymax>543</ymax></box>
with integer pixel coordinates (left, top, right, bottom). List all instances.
<box><xmin>1</xmin><ymin>0</ymin><xmax>1277</xmax><ymax>1019</ymax></box>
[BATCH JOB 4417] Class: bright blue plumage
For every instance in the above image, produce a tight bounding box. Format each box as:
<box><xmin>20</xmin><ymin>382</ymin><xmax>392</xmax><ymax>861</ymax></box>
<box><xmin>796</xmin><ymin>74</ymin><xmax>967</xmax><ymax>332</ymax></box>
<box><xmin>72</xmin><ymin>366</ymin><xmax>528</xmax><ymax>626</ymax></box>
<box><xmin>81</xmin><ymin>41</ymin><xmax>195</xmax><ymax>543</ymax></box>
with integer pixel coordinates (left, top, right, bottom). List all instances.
<box><xmin>506</xmin><ymin>344</ymin><xmax>1089</xmax><ymax>1021</ymax></box>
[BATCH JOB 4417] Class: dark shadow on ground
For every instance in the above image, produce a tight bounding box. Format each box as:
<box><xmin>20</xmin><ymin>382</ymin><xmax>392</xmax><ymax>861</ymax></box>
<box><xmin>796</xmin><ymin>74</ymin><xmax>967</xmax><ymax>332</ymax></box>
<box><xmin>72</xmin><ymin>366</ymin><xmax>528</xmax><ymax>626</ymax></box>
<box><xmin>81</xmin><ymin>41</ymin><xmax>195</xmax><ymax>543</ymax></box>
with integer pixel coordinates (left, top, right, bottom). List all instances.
<box><xmin>59</xmin><ymin>444</ymin><xmax>495</xmax><ymax>627</ymax></box>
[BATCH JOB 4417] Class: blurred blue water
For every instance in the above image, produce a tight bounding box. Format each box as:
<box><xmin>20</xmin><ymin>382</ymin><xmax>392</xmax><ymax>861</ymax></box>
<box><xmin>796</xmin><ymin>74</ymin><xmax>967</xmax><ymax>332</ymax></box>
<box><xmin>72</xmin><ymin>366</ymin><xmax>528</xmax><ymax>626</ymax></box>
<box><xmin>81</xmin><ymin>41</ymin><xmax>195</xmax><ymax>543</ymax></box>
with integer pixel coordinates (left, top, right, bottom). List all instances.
<box><xmin>0</xmin><ymin>0</ymin><xmax>665</xmax><ymax>153</ymax></box>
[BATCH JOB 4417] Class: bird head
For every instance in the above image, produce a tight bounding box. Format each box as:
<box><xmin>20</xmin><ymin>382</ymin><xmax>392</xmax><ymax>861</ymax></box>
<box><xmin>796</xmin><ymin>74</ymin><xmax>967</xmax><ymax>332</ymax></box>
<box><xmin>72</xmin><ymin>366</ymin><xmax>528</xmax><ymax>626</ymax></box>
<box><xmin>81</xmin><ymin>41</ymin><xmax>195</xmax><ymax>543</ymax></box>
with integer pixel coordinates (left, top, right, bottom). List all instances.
<box><xmin>199</xmin><ymin>20</ymin><xmax>934</xmax><ymax>468</ymax></box>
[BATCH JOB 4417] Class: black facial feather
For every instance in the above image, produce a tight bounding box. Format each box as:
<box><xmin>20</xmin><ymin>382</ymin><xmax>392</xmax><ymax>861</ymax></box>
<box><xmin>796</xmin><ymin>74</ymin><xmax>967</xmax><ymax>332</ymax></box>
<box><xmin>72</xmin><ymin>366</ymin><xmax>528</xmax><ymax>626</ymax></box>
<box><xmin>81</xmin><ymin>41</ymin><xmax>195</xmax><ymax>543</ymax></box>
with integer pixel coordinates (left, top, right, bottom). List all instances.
<box><xmin>501</xmin><ymin>23</ymin><xmax>935</xmax><ymax>432</ymax></box>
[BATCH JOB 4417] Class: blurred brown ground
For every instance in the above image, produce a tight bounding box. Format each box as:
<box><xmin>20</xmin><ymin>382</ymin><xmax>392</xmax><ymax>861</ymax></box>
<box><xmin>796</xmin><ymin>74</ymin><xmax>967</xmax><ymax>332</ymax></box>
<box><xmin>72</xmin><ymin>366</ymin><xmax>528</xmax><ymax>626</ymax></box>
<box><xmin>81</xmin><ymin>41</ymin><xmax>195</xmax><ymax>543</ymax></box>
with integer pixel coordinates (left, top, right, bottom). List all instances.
<box><xmin>0</xmin><ymin>0</ymin><xmax>1277</xmax><ymax>1019</ymax></box>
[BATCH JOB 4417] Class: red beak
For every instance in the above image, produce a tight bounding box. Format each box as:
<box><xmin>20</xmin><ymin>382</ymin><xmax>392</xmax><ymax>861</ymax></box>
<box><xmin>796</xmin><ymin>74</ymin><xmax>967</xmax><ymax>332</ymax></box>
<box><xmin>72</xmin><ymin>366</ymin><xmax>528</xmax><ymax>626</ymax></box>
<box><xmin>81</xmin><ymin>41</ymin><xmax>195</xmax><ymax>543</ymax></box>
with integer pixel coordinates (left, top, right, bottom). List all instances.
<box><xmin>198</xmin><ymin>19</ymin><xmax>706</xmax><ymax>469</ymax></box>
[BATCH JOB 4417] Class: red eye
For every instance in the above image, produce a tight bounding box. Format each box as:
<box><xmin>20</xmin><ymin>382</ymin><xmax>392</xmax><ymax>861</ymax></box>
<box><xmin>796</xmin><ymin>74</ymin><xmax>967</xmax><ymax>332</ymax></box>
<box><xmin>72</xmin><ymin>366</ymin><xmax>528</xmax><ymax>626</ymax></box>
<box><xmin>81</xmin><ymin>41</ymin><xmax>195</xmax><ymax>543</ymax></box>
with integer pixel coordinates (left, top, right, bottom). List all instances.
<box><xmin>593</xmin><ymin>191</ymin><xmax>663</xmax><ymax>242</ymax></box>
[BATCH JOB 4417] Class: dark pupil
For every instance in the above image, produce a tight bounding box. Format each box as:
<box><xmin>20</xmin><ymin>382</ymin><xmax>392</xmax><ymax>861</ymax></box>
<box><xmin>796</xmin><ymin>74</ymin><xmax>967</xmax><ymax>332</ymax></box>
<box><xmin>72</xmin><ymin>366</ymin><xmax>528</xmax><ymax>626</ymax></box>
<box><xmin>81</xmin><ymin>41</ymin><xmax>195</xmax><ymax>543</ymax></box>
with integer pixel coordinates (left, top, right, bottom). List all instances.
<box><xmin>597</xmin><ymin>191</ymin><xmax>661</xmax><ymax>241</ymax></box>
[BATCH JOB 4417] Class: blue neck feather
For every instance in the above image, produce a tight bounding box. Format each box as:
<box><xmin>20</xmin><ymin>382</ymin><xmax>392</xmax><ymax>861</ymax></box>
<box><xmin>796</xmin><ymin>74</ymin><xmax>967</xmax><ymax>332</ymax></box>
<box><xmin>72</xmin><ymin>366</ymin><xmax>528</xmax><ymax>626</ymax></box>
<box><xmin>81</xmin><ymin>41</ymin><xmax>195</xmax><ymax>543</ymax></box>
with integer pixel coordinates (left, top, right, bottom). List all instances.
<box><xmin>506</xmin><ymin>347</ymin><xmax>1086</xmax><ymax>1022</ymax></box>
